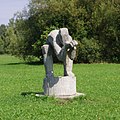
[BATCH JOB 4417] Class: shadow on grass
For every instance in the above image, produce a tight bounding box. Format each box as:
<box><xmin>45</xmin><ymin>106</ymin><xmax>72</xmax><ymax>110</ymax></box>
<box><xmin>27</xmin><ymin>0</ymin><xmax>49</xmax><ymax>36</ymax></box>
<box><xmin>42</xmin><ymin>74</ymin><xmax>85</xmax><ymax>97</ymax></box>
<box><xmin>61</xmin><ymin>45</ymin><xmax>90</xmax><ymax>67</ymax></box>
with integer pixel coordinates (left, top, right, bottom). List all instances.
<box><xmin>21</xmin><ymin>91</ymin><xmax>53</xmax><ymax>101</ymax></box>
<box><xmin>2</xmin><ymin>61</ymin><xmax>43</xmax><ymax>66</ymax></box>
<box><xmin>21</xmin><ymin>91</ymin><xmax>44</xmax><ymax>96</ymax></box>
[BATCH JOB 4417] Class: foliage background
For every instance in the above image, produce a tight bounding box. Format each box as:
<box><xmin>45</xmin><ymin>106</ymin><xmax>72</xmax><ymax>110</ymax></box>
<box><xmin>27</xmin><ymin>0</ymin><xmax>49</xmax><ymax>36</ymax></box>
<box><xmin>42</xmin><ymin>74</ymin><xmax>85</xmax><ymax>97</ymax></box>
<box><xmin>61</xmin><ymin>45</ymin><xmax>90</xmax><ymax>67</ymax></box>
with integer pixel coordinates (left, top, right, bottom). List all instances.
<box><xmin>0</xmin><ymin>0</ymin><xmax>120</xmax><ymax>63</ymax></box>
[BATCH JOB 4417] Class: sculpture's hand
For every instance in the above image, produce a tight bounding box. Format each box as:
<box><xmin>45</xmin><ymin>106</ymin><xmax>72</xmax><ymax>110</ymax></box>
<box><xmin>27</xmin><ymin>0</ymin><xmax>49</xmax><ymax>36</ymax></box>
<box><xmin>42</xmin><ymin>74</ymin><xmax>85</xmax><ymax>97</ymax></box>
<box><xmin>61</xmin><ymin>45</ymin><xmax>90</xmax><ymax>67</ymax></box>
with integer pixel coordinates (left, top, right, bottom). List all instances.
<box><xmin>65</xmin><ymin>40</ymin><xmax>78</xmax><ymax>50</ymax></box>
<box><xmin>66</xmin><ymin>40</ymin><xmax>78</xmax><ymax>60</ymax></box>
<box><xmin>70</xmin><ymin>40</ymin><xmax>78</xmax><ymax>48</ymax></box>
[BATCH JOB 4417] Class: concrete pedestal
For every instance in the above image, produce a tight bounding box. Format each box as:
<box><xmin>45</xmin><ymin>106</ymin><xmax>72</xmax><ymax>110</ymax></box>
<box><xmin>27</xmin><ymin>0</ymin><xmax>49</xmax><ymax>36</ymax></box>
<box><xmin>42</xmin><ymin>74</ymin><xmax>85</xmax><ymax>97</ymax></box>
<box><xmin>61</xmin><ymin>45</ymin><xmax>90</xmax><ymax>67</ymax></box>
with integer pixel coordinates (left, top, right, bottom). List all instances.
<box><xmin>43</xmin><ymin>76</ymin><xmax>84</xmax><ymax>98</ymax></box>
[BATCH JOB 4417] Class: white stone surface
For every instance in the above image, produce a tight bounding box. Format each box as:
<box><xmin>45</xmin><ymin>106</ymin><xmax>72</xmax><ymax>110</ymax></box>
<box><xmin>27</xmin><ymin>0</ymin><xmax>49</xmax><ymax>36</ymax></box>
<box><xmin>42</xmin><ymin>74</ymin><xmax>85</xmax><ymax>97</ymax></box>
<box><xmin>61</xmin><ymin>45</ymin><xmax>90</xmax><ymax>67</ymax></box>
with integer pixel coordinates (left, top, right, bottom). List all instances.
<box><xmin>35</xmin><ymin>92</ymin><xmax>85</xmax><ymax>99</ymax></box>
<box><xmin>55</xmin><ymin>92</ymin><xmax>85</xmax><ymax>99</ymax></box>
<box><xmin>43</xmin><ymin>76</ymin><xmax>76</xmax><ymax>96</ymax></box>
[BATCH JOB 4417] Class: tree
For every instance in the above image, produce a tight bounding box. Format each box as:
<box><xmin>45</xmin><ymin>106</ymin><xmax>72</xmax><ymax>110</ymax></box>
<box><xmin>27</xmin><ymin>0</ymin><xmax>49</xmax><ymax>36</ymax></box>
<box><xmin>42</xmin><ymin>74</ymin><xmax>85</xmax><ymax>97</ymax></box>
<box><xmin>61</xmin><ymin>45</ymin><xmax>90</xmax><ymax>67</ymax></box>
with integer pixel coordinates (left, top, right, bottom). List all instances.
<box><xmin>91</xmin><ymin>0</ymin><xmax>120</xmax><ymax>62</ymax></box>
<box><xmin>0</xmin><ymin>24</ymin><xmax>7</xmax><ymax>53</ymax></box>
<box><xmin>5</xmin><ymin>0</ymin><xmax>120</xmax><ymax>63</ymax></box>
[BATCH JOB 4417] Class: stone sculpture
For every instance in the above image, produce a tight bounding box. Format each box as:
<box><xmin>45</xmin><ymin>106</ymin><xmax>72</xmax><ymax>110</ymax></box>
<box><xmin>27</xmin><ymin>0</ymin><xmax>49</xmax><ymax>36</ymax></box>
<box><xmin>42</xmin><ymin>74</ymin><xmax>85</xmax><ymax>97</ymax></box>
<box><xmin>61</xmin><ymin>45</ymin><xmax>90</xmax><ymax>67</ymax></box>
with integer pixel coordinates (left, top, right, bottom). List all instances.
<box><xmin>42</xmin><ymin>28</ymin><xmax>78</xmax><ymax>77</ymax></box>
<box><xmin>42</xmin><ymin>28</ymin><xmax>83</xmax><ymax>98</ymax></box>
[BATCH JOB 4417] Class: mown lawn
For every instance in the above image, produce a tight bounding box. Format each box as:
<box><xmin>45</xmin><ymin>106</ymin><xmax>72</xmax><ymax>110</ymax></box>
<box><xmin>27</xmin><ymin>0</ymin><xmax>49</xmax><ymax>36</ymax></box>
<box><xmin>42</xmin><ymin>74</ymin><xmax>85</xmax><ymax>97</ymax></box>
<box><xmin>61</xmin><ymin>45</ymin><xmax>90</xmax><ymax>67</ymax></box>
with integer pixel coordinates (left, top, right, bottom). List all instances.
<box><xmin>0</xmin><ymin>55</ymin><xmax>120</xmax><ymax>120</ymax></box>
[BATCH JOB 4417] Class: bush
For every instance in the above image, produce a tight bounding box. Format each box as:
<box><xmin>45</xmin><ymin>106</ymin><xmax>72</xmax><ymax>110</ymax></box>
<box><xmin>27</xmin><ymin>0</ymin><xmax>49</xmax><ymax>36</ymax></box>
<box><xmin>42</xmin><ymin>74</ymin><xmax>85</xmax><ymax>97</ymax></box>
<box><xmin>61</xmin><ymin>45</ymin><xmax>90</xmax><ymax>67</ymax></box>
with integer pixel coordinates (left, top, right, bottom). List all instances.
<box><xmin>76</xmin><ymin>38</ymin><xmax>102</xmax><ymax>63</ymax></box>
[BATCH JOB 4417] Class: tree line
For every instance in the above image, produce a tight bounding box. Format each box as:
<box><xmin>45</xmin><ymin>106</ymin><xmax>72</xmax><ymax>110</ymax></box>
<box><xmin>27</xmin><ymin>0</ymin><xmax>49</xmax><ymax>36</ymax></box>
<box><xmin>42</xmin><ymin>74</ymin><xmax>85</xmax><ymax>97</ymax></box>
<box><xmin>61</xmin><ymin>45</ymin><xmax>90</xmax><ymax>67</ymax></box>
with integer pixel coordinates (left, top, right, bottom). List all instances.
<box><xmin>0</xmin><ymin>0</ymin><xmax>120</xmax><ymax>63</ymax></box>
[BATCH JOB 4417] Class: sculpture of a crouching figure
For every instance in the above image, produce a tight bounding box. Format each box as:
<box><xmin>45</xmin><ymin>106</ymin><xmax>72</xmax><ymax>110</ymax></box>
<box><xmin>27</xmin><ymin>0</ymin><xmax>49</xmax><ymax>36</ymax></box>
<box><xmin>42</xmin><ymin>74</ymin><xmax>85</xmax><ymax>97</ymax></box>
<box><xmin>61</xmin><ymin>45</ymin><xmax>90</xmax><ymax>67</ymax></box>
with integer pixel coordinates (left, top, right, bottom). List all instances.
<box><xmin>42</xmin><ymin>28</ymin><xmax>79</xmax><ymax>97</ymax></box>
<box><xmin>42</xmin><ymin>28</ymin><xmax>78</xmax><ymax>79</ymax></box>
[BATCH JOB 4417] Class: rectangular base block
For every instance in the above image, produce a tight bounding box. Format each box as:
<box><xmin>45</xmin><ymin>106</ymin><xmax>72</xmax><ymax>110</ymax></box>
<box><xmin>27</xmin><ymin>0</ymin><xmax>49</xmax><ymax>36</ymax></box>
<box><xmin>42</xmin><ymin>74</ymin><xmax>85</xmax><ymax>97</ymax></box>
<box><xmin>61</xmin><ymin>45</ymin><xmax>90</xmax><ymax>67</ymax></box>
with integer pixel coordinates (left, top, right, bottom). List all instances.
<box><xmin>43</xmin><ymin>76</ymin><xmax>76</xmax><ymax>96</ymax></box>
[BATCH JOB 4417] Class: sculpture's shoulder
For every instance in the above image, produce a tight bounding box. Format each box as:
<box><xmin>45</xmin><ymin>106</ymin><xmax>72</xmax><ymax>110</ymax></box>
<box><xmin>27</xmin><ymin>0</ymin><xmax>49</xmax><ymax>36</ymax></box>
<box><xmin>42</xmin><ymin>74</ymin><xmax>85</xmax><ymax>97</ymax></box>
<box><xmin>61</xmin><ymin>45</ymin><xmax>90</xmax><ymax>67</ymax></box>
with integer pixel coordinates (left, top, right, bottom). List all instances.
<box><xmin>48</xmin><ymin>29</ymin><xmax>59</xmax><ymax>38</ymax></box>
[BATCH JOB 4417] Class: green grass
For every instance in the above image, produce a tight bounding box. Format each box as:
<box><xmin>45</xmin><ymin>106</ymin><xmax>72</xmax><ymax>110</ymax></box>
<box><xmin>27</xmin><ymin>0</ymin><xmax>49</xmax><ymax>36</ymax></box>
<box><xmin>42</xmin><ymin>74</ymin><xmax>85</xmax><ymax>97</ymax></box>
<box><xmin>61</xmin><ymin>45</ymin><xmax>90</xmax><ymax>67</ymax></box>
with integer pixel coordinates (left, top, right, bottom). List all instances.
<box><xmin>0</xmin><ymin>55</ymin><xmax>120</xmax><ymax>120</ymax></box>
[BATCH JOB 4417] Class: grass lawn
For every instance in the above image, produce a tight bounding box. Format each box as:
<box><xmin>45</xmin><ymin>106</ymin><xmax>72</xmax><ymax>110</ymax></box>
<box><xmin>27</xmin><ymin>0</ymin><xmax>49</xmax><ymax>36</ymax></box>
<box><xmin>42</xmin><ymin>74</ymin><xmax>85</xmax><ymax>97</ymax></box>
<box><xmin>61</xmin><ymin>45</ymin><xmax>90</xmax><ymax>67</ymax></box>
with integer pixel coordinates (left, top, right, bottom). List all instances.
<box><xmin>0</xmin><ymin>55</ymin><xmax>120</xmax><ymax>120</ymax></box>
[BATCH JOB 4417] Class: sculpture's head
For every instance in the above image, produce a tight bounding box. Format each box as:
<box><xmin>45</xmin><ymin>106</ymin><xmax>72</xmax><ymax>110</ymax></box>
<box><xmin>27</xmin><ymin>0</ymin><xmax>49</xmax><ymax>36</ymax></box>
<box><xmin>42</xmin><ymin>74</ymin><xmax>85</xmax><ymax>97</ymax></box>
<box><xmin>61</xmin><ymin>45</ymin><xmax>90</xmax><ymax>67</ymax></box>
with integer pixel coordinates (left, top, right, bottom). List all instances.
<box><xmin>60</xmin><ymin>28</ymin><xmax>69</xmax><ymax>35</ymax></box>
<box><xmin>59</xmin><ymin>28</ymin><xmax>72</xmax><ymax>45</ymax></box>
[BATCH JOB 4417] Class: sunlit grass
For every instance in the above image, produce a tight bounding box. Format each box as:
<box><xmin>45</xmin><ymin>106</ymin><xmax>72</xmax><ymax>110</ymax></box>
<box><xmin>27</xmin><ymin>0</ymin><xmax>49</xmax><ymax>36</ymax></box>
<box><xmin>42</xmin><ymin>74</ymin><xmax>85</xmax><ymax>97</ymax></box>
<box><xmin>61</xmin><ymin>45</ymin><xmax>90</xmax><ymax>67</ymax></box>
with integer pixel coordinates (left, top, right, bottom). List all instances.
<box><xmin>0</xmin><ymin>55</ymin><xmax>120</xmax><ymax>120</ymax></box>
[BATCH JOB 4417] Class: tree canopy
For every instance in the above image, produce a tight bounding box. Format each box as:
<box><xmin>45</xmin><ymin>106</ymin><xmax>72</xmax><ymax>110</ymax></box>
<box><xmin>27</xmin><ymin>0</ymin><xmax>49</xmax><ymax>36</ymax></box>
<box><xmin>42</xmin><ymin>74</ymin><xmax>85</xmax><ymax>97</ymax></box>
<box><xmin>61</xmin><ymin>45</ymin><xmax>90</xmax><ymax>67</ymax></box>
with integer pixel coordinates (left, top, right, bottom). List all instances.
<box><xmin>0</xmin><ymin>0</ymin><xmax>120</xmax><ymax>63</ymax></box>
